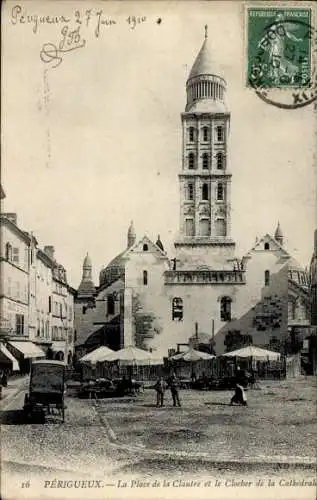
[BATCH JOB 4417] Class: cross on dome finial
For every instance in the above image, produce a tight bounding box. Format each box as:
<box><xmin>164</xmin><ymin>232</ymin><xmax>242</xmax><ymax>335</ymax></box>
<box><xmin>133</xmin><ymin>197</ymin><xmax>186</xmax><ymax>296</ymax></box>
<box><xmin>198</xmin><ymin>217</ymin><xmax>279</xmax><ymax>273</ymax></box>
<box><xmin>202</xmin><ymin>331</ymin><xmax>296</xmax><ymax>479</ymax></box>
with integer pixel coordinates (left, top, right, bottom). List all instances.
<box><xmin>204</xmin><ymin>24</ymin><xmax>208</xmax><ymax>39</ymax></box>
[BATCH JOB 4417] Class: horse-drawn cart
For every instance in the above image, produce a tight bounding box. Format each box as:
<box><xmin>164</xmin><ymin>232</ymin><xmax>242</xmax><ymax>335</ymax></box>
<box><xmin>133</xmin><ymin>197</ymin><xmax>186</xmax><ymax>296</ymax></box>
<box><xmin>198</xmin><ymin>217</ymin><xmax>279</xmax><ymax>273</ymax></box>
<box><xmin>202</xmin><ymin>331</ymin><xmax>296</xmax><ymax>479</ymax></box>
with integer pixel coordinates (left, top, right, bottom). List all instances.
<box><xmin>23</xmin><ymin>360</ymin><xmax>66</xmax><ymax>423</ymax></box>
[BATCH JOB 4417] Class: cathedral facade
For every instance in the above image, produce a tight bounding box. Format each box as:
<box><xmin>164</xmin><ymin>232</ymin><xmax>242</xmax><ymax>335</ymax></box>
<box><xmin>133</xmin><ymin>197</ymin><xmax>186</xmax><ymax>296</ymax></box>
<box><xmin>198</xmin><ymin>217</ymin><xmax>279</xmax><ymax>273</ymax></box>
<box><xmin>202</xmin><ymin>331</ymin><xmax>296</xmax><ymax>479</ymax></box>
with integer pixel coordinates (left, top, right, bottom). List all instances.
<box><xmin>74</xmin><ymin>29</ymin><xmax>310</xmax><ymax>359</ymax></box>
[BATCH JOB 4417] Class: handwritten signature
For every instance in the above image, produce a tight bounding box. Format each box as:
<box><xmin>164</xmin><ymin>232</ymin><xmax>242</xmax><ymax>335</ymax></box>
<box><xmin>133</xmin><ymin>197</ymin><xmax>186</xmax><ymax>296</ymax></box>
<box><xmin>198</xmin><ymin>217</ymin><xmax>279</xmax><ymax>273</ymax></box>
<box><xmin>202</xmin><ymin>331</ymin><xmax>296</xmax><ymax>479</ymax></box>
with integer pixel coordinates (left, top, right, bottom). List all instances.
<box><xmin>40</xmin><ymin>26</ymin><xmax>86</xmax><ymax>68</ymax></box>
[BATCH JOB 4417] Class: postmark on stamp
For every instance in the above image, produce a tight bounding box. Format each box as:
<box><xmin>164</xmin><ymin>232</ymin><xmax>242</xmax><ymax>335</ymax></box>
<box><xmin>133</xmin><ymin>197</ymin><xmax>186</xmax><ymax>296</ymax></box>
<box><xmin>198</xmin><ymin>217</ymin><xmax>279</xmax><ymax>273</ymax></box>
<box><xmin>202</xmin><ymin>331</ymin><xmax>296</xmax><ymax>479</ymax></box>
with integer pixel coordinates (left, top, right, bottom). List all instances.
<box><xmin>247</xmin><ymin>7</ymin><xmax>311</xmax><ymax>89</ymax></box>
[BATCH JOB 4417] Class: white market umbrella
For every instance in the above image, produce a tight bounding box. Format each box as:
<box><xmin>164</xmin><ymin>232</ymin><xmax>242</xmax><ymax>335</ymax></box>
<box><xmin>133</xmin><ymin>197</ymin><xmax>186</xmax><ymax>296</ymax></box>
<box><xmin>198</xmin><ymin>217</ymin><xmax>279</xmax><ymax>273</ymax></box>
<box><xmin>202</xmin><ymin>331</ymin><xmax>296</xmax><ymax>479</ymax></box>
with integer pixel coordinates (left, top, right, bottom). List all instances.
<box><xmin>99</xmin><ymin>346</ymin><xmax>163</xmax><ymax>365</ymax></box>
<box><xmin>171</xmin><ymin>348</ymin><xmax>215</xmax><ymax>362</ymax></box>
<box><xmin>222</xmin><ymin>345</ymin><xmax>280</xmax><ymax>361</ymax></box>
<box><xmin>79</xmin><ymin>346</ymin><xmax>114</xmax><ymax>365</ymax></box>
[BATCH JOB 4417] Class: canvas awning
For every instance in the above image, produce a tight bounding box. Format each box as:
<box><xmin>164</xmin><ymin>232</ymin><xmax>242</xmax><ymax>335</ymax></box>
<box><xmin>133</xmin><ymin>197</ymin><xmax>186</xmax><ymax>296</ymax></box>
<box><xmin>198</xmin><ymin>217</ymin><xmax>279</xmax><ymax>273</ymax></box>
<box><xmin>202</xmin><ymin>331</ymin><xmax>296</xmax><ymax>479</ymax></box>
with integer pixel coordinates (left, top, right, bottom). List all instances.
<box><xmin>0</xmin><ymin>344</ymin><xmax>19</xmax><ymax>371</ymax></box>
<box><xmin>170</xmin><ymin>348</ymin><xmax>215</xmax><ymax>362</ymax></box>
<box><xmin>7</xmin><ymin>341</ymin><xmax>45</xmax><ymax>359</ymax></box>
<box><xmin>79</xmin><ymin>346</ymin><xmax>114</xmax><ymax>364</ymax></box>
<box><xmin>222</xmin><ymin>346</ymin><xmax>281</xmax><ymax>361</ymax></box>
<box><xmin>100</xmin><ymin>346</ymin><xmax>163</xmax><ymax>365</ymax></box>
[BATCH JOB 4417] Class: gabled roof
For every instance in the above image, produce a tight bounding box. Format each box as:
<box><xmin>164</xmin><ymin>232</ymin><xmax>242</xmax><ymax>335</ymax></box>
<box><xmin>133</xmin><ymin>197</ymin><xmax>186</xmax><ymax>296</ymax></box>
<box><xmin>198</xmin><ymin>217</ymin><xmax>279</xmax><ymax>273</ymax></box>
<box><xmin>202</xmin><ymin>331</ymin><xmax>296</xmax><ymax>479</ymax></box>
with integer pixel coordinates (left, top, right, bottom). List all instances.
<box><xmin>0</xmin><ymin>215</ymin><xmax>31</xmax><ymax>244</ymax></box>
<box><xmin>245</xmin><ymin>233</ymin><xmax>290</xmax><ymax>258</ymax></box>
<box><xmin>127</xmin><ymin>235</ymin><xmax>167</xmax><ymax>259</ymax></box>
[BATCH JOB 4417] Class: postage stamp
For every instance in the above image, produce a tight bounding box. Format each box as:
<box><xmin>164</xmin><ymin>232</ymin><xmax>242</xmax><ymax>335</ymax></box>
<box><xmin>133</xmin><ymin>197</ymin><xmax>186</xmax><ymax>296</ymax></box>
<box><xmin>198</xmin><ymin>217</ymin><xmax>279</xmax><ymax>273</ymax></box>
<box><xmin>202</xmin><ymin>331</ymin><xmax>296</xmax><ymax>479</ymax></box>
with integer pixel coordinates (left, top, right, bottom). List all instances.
<box><xmin>247</xmin><ymin>7</ymin><xmax>312</xmax><ymax>89</ymax></box>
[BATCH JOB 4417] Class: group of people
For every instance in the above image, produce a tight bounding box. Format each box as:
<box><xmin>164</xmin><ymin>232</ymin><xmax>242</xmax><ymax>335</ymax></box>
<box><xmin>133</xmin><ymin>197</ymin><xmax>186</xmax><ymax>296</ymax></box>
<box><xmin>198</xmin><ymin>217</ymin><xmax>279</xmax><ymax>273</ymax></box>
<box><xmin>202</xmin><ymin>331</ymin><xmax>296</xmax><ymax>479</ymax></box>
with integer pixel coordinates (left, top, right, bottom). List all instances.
<box><xmin>154</xmin><ymin>372</ymin><xmax>181</xmax><ymax>408</ymax></box>
<box><xmin>154</xmin><ymin>368</ymin><xmax>250</xmax><ymax>408</ymax></box>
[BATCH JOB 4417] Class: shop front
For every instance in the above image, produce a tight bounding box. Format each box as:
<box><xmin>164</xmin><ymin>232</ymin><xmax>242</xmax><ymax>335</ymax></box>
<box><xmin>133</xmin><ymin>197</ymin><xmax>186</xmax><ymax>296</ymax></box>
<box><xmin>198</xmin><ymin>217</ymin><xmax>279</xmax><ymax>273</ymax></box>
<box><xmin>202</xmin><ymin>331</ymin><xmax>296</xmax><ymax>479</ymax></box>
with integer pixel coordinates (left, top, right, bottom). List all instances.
<box><xmin>6</xmin><ymin>340</ymin><xmax>45</xmax><ymax>374</ymax></box>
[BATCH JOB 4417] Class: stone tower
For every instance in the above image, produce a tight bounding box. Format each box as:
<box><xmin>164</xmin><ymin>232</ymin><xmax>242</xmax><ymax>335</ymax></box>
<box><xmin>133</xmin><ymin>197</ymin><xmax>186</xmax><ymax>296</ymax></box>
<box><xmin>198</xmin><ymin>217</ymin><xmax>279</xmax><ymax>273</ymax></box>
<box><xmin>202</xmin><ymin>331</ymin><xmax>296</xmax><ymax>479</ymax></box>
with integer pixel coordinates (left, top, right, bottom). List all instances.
<box><xmin>77</xmin><ymin>253</ymin><xmax>95</xmax><ymax>299</ymax></box>
<box><xmin>175</xmin><ymin>26</ymin><xmax>235</xmax><ymax>268</ymax></box>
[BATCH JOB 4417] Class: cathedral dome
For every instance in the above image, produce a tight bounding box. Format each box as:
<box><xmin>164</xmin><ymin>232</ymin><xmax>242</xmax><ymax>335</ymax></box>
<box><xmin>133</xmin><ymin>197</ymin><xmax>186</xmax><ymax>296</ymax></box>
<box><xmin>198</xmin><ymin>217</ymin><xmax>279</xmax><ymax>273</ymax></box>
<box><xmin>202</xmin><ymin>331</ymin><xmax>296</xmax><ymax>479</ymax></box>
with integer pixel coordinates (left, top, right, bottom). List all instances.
<box><xmin>188</xmin><ymin>26</ymin><xmax>220</xmax><ymax>81</ymax></box>
<box><xmin>185</xmin><ymin>26</ymin><xmax>227</xmax><ymax>113</ymax></box>
<box><xmin>288</xmin><ymin>258</ymin><xmax>309</xmax><ymax>288</ymax></box>
<box><xmin>99</xmin><ymin>252</ymin><xmax>126</xmax><ymax>288</ymax></box>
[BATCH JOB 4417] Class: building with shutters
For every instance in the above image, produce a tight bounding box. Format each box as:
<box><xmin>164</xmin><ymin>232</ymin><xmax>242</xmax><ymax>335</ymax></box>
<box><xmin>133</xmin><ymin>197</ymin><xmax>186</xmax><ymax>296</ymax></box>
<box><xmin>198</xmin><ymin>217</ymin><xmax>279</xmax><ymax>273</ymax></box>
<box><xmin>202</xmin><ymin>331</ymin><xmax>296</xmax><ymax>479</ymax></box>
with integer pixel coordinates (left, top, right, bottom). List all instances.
<box><xmin>0</xmin><ymin>210</ymin><xmax>75</xmax><ymax>371</ymax></box>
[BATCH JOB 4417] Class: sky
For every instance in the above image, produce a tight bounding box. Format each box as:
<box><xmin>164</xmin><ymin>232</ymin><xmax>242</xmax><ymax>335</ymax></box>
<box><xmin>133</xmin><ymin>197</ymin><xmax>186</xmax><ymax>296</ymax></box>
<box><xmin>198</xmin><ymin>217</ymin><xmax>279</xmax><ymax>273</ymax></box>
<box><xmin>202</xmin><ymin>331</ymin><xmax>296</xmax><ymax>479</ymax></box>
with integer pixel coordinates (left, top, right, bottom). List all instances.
<box><xmin>2</xmin><ymin>0</ymin><xmax>316</xmax><ymax>288</ymax></box>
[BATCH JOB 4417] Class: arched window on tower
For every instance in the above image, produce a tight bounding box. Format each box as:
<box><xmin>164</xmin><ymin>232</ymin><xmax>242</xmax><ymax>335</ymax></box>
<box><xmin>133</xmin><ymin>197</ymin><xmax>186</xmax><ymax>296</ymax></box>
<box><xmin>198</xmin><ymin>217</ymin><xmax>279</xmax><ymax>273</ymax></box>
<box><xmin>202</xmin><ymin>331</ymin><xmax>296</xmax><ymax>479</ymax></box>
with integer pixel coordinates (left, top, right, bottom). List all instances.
<box><xmin>189</xmin><ymin>127</ymin><xmax>195</xmax><ymax>142</ymax></box>
<box><xmin>216</xmin><ymin>126</ymin><xmax>224</xmax><ymax>142</ymax></box>
<box><xmin>220</xmin><ymin>296</ymin><xmax>232</xmax><ymax>321</ymax></box>
<box><xmin>186</xmin><ymin>183</ymin><xmax>194</xmax><ymax>200</ymax></box>
<box><xmin>202</xmin><ymin>153</ymin><xmax>209</xmax><ymax>170</ymax></box>
<box><xmin>188</xmin><ymin>153</ymin><xmax>195</xmax><ymax>169</ymax></box>
<box><xmin>143</xmin><ymin>270</ymin><xmax>148</xmax><ymax>285</ymax></box>
<box><xmin>202</xmin><ymin>183</ymin><xmax>209</xmax><ymax>201</ymax></box>
<box><xmin>217</xmin><ymin>183</ymin><xmax>224</xmax><ymax>201</ymax></box>
<box><xmin>216</xmin><ymin>152</ymin><xmax>224</xmax><ymax>170</ymax></box>
<box><xmin>172</xmin><ymin>298</ymin><xmax>183</xmax><ymax>321</ymax></box>
<box><xmin>203</xmin><ymin>127</ymin><xmax>209</xmax><ymax>142</ymax></box>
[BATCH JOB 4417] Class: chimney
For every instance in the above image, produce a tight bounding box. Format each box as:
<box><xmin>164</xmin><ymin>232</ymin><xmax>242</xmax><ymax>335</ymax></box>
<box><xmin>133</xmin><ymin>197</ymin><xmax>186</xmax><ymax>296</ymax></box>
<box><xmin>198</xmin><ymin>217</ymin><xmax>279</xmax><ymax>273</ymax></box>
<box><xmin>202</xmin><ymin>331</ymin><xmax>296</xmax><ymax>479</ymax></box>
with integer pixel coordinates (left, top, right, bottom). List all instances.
<box><xmin>44</xmin><ymin>245</ymin><xmax>55</xmax><ymax>260</ymax></box>
<box><xmin>3</xmin><ymin>213</ymin><xmax>17</xmax><ymax>225</ymax></box>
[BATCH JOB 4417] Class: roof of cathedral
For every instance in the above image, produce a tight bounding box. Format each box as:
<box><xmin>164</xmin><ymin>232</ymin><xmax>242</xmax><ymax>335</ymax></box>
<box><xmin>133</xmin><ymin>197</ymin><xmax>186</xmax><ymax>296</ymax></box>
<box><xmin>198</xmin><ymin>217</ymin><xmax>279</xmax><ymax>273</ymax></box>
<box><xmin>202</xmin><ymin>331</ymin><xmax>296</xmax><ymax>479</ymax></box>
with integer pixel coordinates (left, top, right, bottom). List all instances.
<box><xmin>188</xmin><ymin>26</ymin><xmax>221</xmax><ymax>81</ymax></box>
<box><xmin>246</xmin><ymin>233</ymin><xmax>289</xmax><ymax>257</ymax></box>
<box><xmin>99</xmin><ymin>235</ymin><xmax>167</xmax><ymax>288</ymax></box>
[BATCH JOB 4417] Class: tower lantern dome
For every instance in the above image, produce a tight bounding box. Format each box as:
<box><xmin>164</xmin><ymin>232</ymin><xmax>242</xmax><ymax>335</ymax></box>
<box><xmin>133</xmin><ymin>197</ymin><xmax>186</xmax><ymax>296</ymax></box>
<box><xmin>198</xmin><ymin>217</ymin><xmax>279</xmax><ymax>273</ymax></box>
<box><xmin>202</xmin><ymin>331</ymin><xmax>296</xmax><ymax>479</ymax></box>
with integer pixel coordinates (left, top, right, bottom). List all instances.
<box><xmin>77</xmin><ymin>252</ymin><xmax>95</xmax><ymax>298</ymax></box>
<box><xmin>186</xmin><ymin>25</ymin><xmax>227</xmax><ymax>113</ymax></box>
<box><xmin>127</xmin><ymin>220</ymin><xmax>136</xmax><ymax>248</ymax></box>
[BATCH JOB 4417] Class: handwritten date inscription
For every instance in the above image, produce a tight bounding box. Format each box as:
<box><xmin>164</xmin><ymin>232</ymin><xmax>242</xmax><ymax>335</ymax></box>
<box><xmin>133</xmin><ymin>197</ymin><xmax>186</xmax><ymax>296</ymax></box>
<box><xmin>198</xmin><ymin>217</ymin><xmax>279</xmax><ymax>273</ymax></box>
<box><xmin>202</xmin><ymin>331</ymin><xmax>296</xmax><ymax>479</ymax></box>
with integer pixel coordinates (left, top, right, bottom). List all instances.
<box><xmin>11</xmin><ymin>5</ymin><xmax>148</xmax><ymax>68</ymax></box>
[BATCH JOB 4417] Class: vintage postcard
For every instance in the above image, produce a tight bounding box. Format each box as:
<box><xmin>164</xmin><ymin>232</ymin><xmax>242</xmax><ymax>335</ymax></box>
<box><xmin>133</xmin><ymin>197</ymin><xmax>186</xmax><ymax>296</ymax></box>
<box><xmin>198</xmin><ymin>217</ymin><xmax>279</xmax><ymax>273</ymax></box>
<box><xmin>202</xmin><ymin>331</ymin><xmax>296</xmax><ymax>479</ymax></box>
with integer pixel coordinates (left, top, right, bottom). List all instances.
<box><xmin>1</xmin><ymin>1</ymin><xmax>317</xmax><ymax>500</ymax></box>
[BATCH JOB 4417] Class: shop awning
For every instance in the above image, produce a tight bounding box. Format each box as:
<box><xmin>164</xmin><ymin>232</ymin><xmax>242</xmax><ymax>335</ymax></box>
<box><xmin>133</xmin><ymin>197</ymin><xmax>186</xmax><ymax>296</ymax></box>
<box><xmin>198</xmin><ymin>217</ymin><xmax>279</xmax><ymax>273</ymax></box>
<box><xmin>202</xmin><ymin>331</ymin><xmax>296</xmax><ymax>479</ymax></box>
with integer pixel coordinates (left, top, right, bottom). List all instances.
<box><xmin>0</xmin><ymin>344</ymin><xmax>19</xmax><ymax>371</ymax></box>
<box><xmin>7</xmin><ymin>341</ymin><xmax>45</xmax><ymax>359</ymax></box>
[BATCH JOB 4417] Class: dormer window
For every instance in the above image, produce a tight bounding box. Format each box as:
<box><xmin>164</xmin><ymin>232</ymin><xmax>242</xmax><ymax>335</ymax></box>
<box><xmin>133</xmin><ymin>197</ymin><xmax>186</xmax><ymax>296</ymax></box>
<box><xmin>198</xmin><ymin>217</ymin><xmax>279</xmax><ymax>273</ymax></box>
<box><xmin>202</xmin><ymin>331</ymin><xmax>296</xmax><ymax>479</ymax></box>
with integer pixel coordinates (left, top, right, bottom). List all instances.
<box><xmin>143</xmin><ymin>244</ymin><xmax>148</xmax><ymax>251</ymax></box>
<box><xmin>264</xmin><ymin>242</ymin><xmax>270</xmax><ymax>250</ymax></box>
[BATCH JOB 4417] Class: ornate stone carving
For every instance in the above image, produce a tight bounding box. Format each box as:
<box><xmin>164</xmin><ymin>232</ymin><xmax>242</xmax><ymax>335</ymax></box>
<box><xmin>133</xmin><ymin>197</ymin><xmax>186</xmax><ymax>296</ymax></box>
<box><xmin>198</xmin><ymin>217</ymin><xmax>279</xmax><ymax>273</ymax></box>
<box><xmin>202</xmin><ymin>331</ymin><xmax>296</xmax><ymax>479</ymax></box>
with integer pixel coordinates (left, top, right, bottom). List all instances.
<box><xmin>184</xmin><ymin>205</ymin><xmax>194</xmax><ymax>215</ymax></box>
<box><xmin>199</xmin><ymin>204</ymin><xmax>210</xmax><ymax>215</ymax></box>
<box><xmin>215</xmin><ymin>205</ymin><xmax>226</xmax><ymax>218</ymax></box>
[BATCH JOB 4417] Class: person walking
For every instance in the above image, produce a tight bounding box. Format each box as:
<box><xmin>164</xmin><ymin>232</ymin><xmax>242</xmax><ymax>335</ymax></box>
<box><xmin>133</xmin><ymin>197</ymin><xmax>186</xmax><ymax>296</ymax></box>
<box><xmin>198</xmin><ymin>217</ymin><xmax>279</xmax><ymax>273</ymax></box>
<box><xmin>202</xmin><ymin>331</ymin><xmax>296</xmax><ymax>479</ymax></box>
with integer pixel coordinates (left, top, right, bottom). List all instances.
<box><xmin>168</xmin><ymin>372</ymin><xmax>181</xmax><ymax>407</ymax></box>
<box><xmin>154</xmin><ymin>376</ymin><xmax>166</xmax><ymax>407</ymax></box>
<box><xmin>230</xmin><ymin>383</ymin><xmax>247</xmax><ymax>406</ymax></box>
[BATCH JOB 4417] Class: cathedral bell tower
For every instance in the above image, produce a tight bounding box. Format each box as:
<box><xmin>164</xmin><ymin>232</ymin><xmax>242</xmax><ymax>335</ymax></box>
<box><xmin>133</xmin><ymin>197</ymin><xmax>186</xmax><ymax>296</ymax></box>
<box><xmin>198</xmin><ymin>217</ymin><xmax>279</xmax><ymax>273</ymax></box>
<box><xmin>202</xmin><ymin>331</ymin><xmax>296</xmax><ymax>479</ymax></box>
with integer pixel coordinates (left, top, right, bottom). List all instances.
<box><xmin>175</xmin><ymin>26</ymin><xmax>235</xmax><ymax>268</ymax></box>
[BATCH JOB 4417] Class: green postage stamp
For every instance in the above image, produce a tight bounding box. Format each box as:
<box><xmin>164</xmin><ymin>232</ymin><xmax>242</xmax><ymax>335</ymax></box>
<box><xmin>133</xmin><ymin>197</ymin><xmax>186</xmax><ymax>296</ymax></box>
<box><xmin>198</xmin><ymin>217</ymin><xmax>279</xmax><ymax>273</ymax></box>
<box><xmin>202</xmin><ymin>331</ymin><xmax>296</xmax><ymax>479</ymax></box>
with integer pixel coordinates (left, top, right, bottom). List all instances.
<box><xmin>247</xmin><ymin>7</ymin><xmax>312</xmax><ymax>89</ymax></box>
